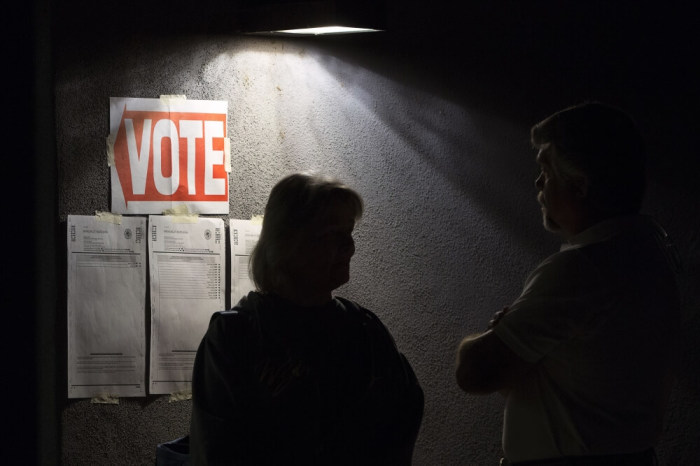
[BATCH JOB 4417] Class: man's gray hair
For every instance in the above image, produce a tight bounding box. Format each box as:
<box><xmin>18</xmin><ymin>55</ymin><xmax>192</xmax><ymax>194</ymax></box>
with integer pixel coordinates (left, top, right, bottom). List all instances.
<box><xmin>531</xmin><ymin>101</ymin><xmax>647</xmax><ymax>215</ymax></box>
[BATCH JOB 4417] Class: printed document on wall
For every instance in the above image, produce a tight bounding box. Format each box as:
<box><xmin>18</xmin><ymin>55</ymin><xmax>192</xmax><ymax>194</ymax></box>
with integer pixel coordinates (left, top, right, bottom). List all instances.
<box><xmin>229</xmin><ymin>218</ymin><xmax>261</xmax><ymax>305</ymax></box>
<box><xmin>149</xmin><ymin>215</ymin><xmax>225</xmax><ymax>394</ymax></box>
<box><xmin>67</xmin><ymin>214</ymin><xmax>147</xmax><ymax>398</ymax></box>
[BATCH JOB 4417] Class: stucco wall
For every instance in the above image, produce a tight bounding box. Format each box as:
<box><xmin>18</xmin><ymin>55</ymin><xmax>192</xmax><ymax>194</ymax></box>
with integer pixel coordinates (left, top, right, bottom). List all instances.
<box><xmin>54</xmin><ymin>4</ymin><xmax>700</xmax><ymax>465</ymax></box>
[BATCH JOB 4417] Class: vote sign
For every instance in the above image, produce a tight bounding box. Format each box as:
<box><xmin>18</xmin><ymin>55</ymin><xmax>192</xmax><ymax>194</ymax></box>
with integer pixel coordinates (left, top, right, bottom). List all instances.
<box><xmin>110</xmin><ymin>97</ymin><xmax>229</xmax><ymax>214</ymax></box>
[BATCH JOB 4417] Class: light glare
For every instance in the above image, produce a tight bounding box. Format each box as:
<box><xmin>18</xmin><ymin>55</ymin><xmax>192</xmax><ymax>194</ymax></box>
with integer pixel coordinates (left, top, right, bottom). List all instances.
<box><xmin>275</xmin><ymin>26</ymin><xmax>380</xmax><ymax>35</ymax></box>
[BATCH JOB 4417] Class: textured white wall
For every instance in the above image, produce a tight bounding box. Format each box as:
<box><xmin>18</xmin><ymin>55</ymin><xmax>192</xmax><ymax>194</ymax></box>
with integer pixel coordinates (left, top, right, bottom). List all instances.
<box><xmin>57</xmin><ymin>34</ymin><xmax>554</xmax><ymax>465</ymax></box>
<box><xmin>55</xmin><ymin>22</ymin><xmax>700</xmax><ymax>466</ymax></box>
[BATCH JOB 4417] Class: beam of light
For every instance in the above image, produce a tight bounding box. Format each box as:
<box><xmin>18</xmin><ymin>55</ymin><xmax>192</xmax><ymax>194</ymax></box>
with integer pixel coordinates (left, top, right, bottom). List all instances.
<box><xmin>273</xmin><ymin>26</ymin><xmax>381</xmax><ymax>35</ymax></box>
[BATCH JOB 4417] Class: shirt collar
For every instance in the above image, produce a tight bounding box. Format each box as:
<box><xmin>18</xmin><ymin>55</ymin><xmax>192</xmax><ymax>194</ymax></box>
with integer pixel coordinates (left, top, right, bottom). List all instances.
<box><xmin>560</xmin><ymin>214</ymin><xmax>646</xmax><ymax>251</ymax></box>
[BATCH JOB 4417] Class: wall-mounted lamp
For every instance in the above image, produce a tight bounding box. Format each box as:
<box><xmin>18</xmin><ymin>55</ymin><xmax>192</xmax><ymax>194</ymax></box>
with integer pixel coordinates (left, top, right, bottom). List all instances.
<box><xmin>236</xmin><ymin>0</ymin><xmax>386</xmax><ymax>36</ymax></box>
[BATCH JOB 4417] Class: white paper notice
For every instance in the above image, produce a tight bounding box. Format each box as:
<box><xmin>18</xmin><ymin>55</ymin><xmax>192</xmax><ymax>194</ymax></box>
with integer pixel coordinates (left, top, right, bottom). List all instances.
<box><xmin>229</xmin><ymin>219</ymin><xmax>262</xmax><ymax>305</ymax></box>
<box><xmin>149</xmin><ymin>215</ymin><xmax>225</xmax><ymax>394</ymax></box>
<box><xmin>67</xmin><ymin>215</ymin><xmax>147</xmax><ymax>398</ymax></box>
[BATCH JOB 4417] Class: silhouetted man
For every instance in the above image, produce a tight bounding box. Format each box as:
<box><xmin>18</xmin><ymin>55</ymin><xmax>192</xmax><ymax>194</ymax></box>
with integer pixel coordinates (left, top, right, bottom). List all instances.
<box><xmin>455</xmin><ymin>102</ymin><xmax>681</xmax><ymax>465</ymax></box>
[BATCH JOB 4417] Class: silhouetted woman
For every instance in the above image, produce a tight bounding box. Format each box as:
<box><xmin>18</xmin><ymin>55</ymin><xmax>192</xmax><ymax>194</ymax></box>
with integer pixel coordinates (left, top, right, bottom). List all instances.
<box><xmin>190</xmin><ymin>172</ymin><xmax>424</xmax><ymax>465</ymax></box>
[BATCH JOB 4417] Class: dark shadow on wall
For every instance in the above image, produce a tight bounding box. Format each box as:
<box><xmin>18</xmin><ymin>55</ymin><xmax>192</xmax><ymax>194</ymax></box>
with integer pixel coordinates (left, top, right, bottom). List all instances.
<box><xmin>300</xmin><ymin>0</ymin><xmax>700</xmax><ymax>270</ymax></box>
<box><xmin>293</xmin><ymin>3</ymin><xmax>700</xmax><ymax>463</ymax></box>
<box><xmin>270</xmin><ymin>3</ymin><xmax>700</xmax><ymax>271</ymax></box>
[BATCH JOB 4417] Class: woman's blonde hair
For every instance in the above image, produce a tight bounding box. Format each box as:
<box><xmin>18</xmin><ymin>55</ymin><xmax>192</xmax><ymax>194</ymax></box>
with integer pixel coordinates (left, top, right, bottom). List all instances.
<box><xmin>250</xmin><ymin>172</ymin><xmax>363</xmax><ymax>294</ymax></box>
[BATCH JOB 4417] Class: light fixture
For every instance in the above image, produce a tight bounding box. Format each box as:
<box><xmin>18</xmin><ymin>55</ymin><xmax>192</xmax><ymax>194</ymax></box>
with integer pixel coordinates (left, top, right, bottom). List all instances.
<box><xmin>270</xmin><ymin>26</ymin><xmax>381</xmax><ymax>36</ymax></box>
<box><xmin>236</xmin><ymin>0</ymin><xmax>386</xmax><ymax>36</ymax></box>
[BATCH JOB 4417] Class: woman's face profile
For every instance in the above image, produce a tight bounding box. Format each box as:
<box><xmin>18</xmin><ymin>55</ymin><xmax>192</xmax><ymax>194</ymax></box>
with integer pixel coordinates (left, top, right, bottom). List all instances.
<box><xmin>292</xmin><ymin>201</ymin><xmax>357</xmax><ymax>299</ymax></box>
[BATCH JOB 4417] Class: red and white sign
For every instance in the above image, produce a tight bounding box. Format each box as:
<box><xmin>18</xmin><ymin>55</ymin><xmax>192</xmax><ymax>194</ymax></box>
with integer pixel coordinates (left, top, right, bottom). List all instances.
<box><xmin>109</xmin><ymin>97</ymin><xmax>229</xmax><ymax>214</ymax></box>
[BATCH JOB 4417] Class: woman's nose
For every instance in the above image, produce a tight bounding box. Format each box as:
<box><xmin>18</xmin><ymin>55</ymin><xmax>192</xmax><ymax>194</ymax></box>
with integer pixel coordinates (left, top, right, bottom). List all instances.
<box><xmin>535</xmin><ymin>172</ymin><xmax>544</xmax><ymax>190</ymax></box>
<box><xmin>340</xmin><ymin>235</ymin><xmax>355</xmax><ymax>255</ymax></box>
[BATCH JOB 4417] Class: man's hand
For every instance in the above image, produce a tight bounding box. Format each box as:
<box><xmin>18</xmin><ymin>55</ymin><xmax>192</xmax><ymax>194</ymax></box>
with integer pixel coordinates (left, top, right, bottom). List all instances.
<box><xmin>455</xmin><ymin>326</ymin><xmax>532</xmax><ymax>394</ymax></box>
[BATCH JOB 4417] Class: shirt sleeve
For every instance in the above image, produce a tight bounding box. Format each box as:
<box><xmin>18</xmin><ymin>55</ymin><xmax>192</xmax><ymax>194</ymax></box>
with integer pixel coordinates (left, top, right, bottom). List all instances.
<box><xmin>493</xmin><ymin>248</ymin><xmax>612</xmax><ymax>363</ymax></box>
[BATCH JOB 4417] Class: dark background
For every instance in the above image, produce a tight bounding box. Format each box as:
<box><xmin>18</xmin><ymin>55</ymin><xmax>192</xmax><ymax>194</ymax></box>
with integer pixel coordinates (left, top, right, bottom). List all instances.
<box><xmin>10</xmin><ymin>1</ymin><xmax>699</xmax><ymax>464</ymax></box>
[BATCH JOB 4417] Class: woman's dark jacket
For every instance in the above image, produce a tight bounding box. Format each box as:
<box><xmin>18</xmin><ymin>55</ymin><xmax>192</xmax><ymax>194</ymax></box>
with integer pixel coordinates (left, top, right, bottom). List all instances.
<box><xmin>190</xmin><ymin>292</ymin><xmax>424</xmax><ymax>465</ymax></box>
